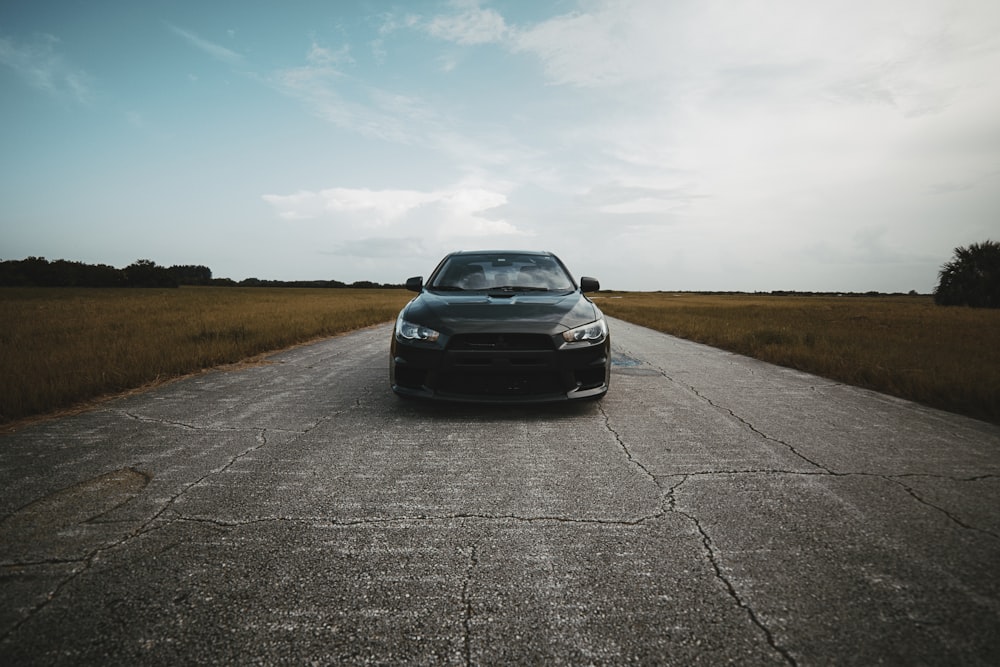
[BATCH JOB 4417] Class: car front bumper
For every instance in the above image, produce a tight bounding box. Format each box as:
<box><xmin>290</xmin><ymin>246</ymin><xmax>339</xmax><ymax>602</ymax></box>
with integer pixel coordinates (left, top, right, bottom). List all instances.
<box><xmin>391</xmin><ymin>335</ymin><xmax>610</xmax><ymax>403</ymax></box>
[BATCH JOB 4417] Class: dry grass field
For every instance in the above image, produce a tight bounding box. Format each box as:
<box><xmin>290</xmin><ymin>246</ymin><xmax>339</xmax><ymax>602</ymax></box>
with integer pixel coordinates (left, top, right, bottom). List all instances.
<box><xmin>3</xmin><ymin>288</ymin><xmax>997</xmax><ymax>426</ymax></box>
<box><xmin>1</xmin><ymin>287</ymin><xmax>413</xmax><ymax>425</ymax></box>
<box><xmin>598</xmin><ymin>292</ymin><xmax>1000</xmax><ymax>423</ymax></box>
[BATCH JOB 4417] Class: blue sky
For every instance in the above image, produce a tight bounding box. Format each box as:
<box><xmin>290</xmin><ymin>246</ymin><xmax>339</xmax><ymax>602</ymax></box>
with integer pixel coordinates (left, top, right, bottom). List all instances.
<box><xmin>2</xmin><ymin>0</ymin><xmax>998</xmax><ymax>291</ymax></box>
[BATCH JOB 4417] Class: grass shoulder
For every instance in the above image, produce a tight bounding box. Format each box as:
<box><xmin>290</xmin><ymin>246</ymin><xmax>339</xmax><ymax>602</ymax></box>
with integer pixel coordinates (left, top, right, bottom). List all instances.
<box><xmin>597</xmin><ymin>292</ymin><xmax>999</xmax><ymax>424</ymax></box>
<box><xmin>4</xmin><ymin>288</ymin><xmax>997</xmax><ymax>427</ymax></box>
<box><xmin>1</xmin><ymin>287</ymin><xmax>413</xmax><ymax>426</ymax></box>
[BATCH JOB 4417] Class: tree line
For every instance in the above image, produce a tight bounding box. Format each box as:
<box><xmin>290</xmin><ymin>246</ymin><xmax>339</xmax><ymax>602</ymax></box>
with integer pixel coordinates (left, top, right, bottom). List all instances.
<box><xmin>0</xmin><ymin>257</ymin><xmax>402</xmax><ymax>289</ymax></box>
<box><xmin>4</xmin><ymin>241</ymin><xmax>997</xmax><ymax>304</ymax></box>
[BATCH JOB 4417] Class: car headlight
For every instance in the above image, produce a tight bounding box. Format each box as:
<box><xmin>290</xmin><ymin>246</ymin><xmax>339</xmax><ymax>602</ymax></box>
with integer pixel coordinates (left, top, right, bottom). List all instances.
<box><xmin>562</xmin><ymin>318</ymin><xmax>608</xmax><ymax>344</ymax></box>
<box><xmin>395</xmin><ymin>316</ymin><xmax>440</xmax><ymax>342</ymax></box>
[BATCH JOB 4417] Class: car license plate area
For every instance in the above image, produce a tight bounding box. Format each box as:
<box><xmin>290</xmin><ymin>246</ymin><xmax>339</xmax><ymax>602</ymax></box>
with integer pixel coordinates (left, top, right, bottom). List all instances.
<box><xmin>438</xmin><ymin>370</ymin><xmax>563</xmax><ymax>396</ymax></box>
<box><xmin>440</xmin><ymin>351</ymin><xmax>561</xmax><ymax>396</ymax></box>
<box><xmin>450</xmin><ymin>355</ymin><xmax>549</xmax><ymax>369</ymax></box>
<box><xmin>446</xmin><ymin>350</ymin><xmax>554</xmax><ymax>370</ymax></box>
<box><xmin>449</xmin><ymin>333</ymin><xmax>554</xmax><ymax>351</ymax></box>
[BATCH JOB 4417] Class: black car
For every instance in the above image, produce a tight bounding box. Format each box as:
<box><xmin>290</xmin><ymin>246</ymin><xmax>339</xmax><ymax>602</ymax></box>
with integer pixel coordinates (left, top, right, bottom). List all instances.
<box><xmin>390</xmin><ymin>250</ymin><xmax>610</xmax><ymax>403</ymax></box>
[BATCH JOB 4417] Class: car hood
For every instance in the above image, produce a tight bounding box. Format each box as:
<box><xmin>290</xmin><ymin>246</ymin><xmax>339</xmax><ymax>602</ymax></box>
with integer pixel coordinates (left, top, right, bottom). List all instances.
<box><xmin>402</xmin><ymin>290</ymin><xmax>601</xmax><ymax>336</ymax></box>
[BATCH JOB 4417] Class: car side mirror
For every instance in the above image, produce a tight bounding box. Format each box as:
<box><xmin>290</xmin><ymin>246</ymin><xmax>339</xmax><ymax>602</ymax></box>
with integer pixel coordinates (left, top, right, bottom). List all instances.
<box><xmin>580</xmin><ymin>276</ymin><xmax>600</xmax><ymax>293</ymax></box>
<box><xmin>405</xmin><ymin>276</ymin><xmax>423</xmax><ymax>292</ymax></box>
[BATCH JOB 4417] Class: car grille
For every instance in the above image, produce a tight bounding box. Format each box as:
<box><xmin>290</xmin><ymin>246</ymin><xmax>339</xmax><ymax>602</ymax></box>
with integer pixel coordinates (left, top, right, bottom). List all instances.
<box><xmin>437</xmin><ymin>370</ymin><xmax>564</xmax><ymax>397</ymax></box>
<box><xmin>439</xmin><ymin>333</ymin><xmax>560</xmax><ymax>397</ymax></box>
<box><xmin>448</xmin><ymin>333</ymin><xmax>554</xmax><ymax>351</ymax></box>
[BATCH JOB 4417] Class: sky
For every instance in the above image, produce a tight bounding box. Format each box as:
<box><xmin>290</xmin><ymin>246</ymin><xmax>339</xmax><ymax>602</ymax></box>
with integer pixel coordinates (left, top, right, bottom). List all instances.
<box><xmin>2</xmin><ymin>0</ymin><xmax>999</xmax><ymax>292</ymax></box>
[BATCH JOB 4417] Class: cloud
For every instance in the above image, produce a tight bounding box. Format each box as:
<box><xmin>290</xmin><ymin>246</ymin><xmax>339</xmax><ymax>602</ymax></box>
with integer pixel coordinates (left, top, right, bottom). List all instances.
<box><xmin>804</xmin><ymin>226</ymin><xmax>939</xmax><ymax>268</ymax></box>
<box><xmin>267</xmin><ymin>0</ymin><xmax>999</xmax><ymax>289</ymax></box>
<box><xmin>263</xmin><ymin>187</ymin><xmax>439</xmax><ymax>223</ymax></box>
<box><xmin>261</xmin><ymin>180</ymin><xmax>534</xmax><ymax>265</ymax></box>
<box><xmin>578</xmin><ymin>182</ymin><xmax>707</xmax><ymax>215</ymax></box>
<box><xmin>268</xmin><ymin>40</ymin><xmax>538</xmax><ymax>170</ymax></box>
<box><xmin>305</xmin><ymin>40</ymin><xmax>353</xmax><ymax>69</ymax></box>
<box><xmin>324</xmin><ymin>237</ymin><xmax>433</xmax><ymax>259</ymax></box>
<box><xmin>167</xmin><ymin>24</ymin><xmax>243</xmax><ymax>64</ymax></box>
<box><xmin>269</xmin><ymin>41</ymin><xmax>421</xmax><ymax>144</ymax></box>
<box><xmin>511</xmin><ymin>0</ymin><xmax>999</xmax><ymax>116</ymax></box>
<box><xmin>510</xmin><ymin>0</ymin><xmax>690</xmax><ymax>88</ymax></box>
<box><xmin>927</xmin><ymin>180</ymin><xmax>976</xmax><ymax>195</ymax></box>
<box><xmin>504</xmin><ymin>2</ymin><xmax>1000</xmax><ymax>212</ymax></box>
<box><xmin>425</xmin><ymin>1</ymin><xmax>509</xmax><ymax>45</ymax></box>
<box><xmin>262</xmin><ymin>181</ymin><xmax>527</xmax><ymax>240</ymax></box>
<box><xmin>0</xmin><ymin>32</ymin><xmax>93</xmax><ymax>103</ymax></box>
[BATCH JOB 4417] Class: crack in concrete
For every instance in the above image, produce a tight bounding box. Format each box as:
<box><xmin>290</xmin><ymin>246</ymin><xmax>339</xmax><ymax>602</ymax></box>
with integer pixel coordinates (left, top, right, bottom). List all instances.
<box><xmin>115</xmin><ymin>398</ymin><xmax>371</xmax><ymax>533</ymax></box>
<box><xmin>896</xmin><ymin>472</ymin><xmax>1000</xmax><ymax>483</ymax></box>
<box><xmin>599</xmin><ymin>403</ymin><xmax>676</xmax><ymax>522</ymax></box>
<box><xmin>647</xmin><ymin>362</ymin><xmax>833</xmax><ymax>474</ymax></box>
<box><xmin>671</xmin><ymin>468</ymin><xmax>998</xmax><ymax>539</ymax></box>
<box><xmin>142</xmin><ymin>429</ymin><xmax>271</xmax><ymax>526</ymax></box>
<box><xmin>169</xmin><ymin>512</ymin><xmax>666</xmax><ymax>529</ymax></box>
<box><xmin>5</xmin><ymin>393</ymin><xmax>385</xmax><ymax>638</ymax></box>
<box><xmin>116</xmin><ymin>409</ymin><xmax>312</xmax><ymax>435</ymax></box>
<box><xmin>117</xmin><ymin>410</ymin><xmax>212</xmax><ymax>431</ymax></box>
<box><xmin>0</xmin><ymin>556</ymin><xmax>86</xmax><ymax>568</ymax></box>
<box><xmin>673</xmin><ymin>492</ymin><xmax>799</xmax><ymax>666</ymax></box>
<box><xmin>613</xmin><ymin>342</ymin><xmax>833</xmax><ymax>474</ymax></box>
<box><xmin>670</xmin><ymin>469</ymin><xmax>998</xmax><ymax>538</ymax></box>
<box><xmin>599</xmin><ymin>405</ymin><xmax>662</xmax><ymax>489</ymax></box>
<box><xmin>600</xmin><ymin>360</ymin><xmax>996</xmax><ymax>664</ymax></box>
<box><xmin>2</xmin><ymin>418</ymin><xmax>289</xmax><ymax>641</ymax></box>
<box><xmin>708</xmin><ymin>401</ymin><xmax>830</xmax><ymax>472</ymax></box>
<box><xmin>676</xmin><ymin>467</ymin><xmax>996</xmax><ymax>487</ymax></box>
<box><xmin>0</xmin><ymin>560</ymin><xmax>90</xmax><ymax>641</ymax></box>
<box><xmin>600</xmin><ymin>396</ymin><xmax>798</xmax><ymax>666</ymax></box>
<box><xmin>460</xmin><ymin>544</ymin><xmax>477</xmax><ymax>667</ymax></box>
<box><xmin>888</xmin><ymin>477</ymin><xmax>1000</xmax><ymax>540</ymax></box>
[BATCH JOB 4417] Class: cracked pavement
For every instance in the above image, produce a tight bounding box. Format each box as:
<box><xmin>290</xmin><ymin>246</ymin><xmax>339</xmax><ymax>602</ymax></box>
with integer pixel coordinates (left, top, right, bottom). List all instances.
<box><xmin>1</xmin><ymin>318</ymin><xmax>999</xmax><ymax>665</ymax></box>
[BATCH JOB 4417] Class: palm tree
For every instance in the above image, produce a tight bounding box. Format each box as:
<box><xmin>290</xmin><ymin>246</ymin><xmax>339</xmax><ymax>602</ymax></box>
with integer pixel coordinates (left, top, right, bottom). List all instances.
<box><xmin>934</xmin><ymin>240</ymin><xmax>1000</xmax><ymax>307</ymax></box>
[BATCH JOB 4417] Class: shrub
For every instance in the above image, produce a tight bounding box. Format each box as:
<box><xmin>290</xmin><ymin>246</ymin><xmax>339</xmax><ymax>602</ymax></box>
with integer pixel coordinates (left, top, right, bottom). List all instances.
<box><xmin>934</xmin><ymin>240</ymin><xmax>1000</xmax><ymax>308</ymax></box>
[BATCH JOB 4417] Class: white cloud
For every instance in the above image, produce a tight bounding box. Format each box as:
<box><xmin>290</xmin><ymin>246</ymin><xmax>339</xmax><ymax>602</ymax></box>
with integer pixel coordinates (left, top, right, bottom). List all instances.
<box><xmin>578</xmin><ymin>182</ymin><xmax>706</xmax><ymax>215</ymax></box>
<box><xmin>263</xmin><ymin>187</ymin><xmax>436</xmax><ymax>224</ymax></box>
<box><xmin>306</xmin><ymin>41</ymin><xmax>353</xmax><ymax>68</ymax></box>
<box><xmin>0</xmin><ymin>32</ymin><xmax>93</xmax><ymax>103</ymax></box>
<box><xmin>325</xmin><ymin>237</ymin><xmax>432</xmax><ymax>259</ymax></box>
<box><xmin>262</xmin><ymin>181</ymin><xmax>528</xmax><ymax>251</ymax></box>
<box><xmin>504</xmin><ymin>6</ymin><xmax>709</xmax><ymax>89</ymax></box>
<box><xmin>268</xmin><ymin>41</ymin><xmax>539</xmax><ymax>173</ymax></box>
<box><xmin>269</xmin><ymin>57</ymin><xmax>413</xmax><ymax>144</ymax></box>
<box><xmin>505</xmin><ymin>1</ymin><xmax>1000</xmax><ymax>246</ymax></box>
<box><xmin>425</xmin><ymin>1</ymin><xmax>509</xmax><ymax>45</ymax></box>
<box><xmin>167</xmin><ymin>24</ymin><xmax>243</xmax><ymax>64</ymax></box>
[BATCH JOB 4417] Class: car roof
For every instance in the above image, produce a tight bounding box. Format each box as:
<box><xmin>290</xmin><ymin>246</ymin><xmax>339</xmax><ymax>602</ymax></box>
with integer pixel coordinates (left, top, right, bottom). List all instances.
<box><xmin>448</xmin><ymin>250</ymin><xmax>553</xmax><ymax>256</ymax></box>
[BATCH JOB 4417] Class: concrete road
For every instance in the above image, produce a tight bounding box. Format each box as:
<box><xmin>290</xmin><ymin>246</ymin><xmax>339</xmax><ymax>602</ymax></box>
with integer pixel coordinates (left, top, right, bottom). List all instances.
<box><xmin>1</xmin><ymin>318</ymin><xmax>998</xmax><ymax>665</ymax></box>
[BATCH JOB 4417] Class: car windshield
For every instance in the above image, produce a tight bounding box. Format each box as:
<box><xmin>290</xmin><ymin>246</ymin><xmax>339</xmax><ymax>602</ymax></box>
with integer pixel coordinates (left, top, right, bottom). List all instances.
<box><xmin>429</xmin><ymin>253</ymin><xmax>575</xmax><ymax>292</ymax></box>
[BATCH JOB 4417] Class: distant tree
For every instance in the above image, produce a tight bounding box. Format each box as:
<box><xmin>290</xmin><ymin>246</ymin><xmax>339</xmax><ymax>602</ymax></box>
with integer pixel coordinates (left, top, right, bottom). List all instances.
<box><xmin>934</xmin><ymin>240</ymin><xmax>1000</xmax><ymax>308</ymax></box>
<box><xmin>14</xmin><ymin>256</ymin><xmax>53</xmax><ymax>285</ymax></box>
<box><xmin>168</xmin><ymin>264</ymin><xmax>213</xmax><ymax>285</ymax></box>
<box><xmin>0</xmin><ymin>257</ymin><xmax>126</xmax><ymax>286</ymax></box>
<box><xmin>124</xmin><ymin>259</ymin><xmax>178</xmax><ymax>288</ymax></box>
<box><xmin>0</xmin><ymin>257</ymin><xmax>41</xmax><ymax>286</ymax></box>
<box><xmin>50</xmin><ymin>259</ymin><xmax>125</xmax><ymax>287</ymax></box>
